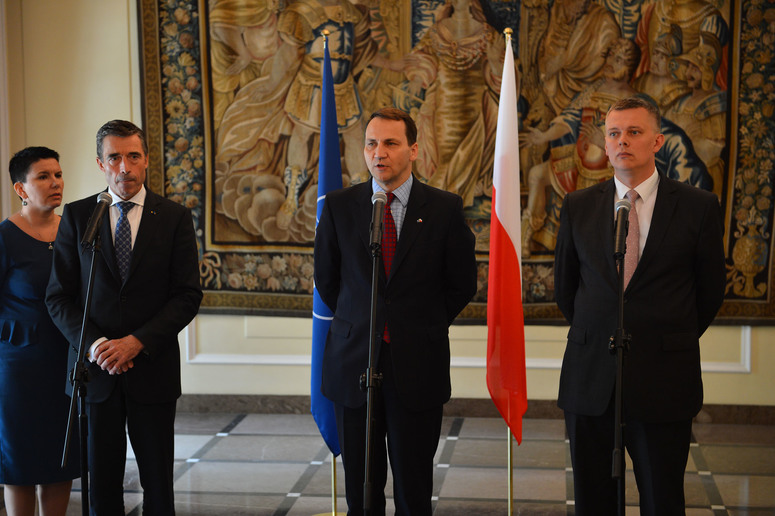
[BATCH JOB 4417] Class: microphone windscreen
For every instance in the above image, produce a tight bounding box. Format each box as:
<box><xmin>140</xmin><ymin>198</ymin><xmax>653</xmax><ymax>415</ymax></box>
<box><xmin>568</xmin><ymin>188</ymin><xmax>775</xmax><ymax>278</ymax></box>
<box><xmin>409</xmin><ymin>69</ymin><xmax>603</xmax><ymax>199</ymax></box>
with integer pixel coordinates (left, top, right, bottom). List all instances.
<box><xmin>97</xmin><ymin>191</ymin><xmax>113</xmax><ymax>204</ymax></box>
<box><xmin>372</xmin><ymin>191</ymin><xmax>387</xmax><ymax>205</ymax></box>
<box><xmin>615</xmin><ymin>199</ymin><xmax>631</xmax><ymax>214</ymax></box>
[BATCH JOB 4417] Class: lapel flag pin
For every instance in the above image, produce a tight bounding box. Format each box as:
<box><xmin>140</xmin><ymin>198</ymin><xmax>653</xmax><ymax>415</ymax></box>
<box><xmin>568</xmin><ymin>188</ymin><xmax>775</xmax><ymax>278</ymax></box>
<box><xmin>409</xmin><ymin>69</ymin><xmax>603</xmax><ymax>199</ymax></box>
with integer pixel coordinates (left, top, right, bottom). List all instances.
<box><xmin>417</xmin><ymin>218</ymin><xmax>423</xmax><ymax>223</ymax></box>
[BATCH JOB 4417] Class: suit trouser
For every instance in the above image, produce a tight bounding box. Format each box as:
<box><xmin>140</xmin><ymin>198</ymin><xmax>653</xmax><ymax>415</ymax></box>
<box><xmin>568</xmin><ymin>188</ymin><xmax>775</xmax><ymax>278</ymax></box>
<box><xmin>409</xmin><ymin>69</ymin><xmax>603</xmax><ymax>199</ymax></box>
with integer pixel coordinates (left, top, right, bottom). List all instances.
<box><xmin>565</xmin><ymin>396</ymin><xmax>692</xmax><ymax>516</ymax></box>
<box><xmin>334</xmin><ymin>344</ymin><xmax>443</xmax><ymax>516</ymax></box>
<box><xmin>86</xmin><ymin>379</ymin><xmax>177</xmax><ymax>516</ymax></box>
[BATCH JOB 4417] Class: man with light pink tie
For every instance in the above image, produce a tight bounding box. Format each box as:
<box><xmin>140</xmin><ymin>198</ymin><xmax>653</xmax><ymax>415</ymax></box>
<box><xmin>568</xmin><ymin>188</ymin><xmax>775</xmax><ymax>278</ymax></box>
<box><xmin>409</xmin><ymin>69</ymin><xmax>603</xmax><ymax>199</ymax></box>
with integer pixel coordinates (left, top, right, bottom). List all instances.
<box><xmin>554</xmin><ymin>96</ymin><xmax>726</xmax><ymax>515</ymax></box>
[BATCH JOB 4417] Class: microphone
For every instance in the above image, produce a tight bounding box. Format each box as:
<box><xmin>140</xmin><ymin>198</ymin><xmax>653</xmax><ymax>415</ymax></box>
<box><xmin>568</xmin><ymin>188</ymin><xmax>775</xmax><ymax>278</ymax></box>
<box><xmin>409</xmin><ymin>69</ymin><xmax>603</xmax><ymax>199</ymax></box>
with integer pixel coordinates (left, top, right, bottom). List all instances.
<box><xmin>613</xmin><ymin>198</ymin><xmax>631</xmax><ymax>259</ymax></box>
<box><xmin>370</xmin><ymin>191</ymin><xmax>388</xmax><ymax>248</ymax></box>
<box><xmin>81</xmin><ymin>192</ymin><xmax>114</xmax><ymax>247</ymax></box>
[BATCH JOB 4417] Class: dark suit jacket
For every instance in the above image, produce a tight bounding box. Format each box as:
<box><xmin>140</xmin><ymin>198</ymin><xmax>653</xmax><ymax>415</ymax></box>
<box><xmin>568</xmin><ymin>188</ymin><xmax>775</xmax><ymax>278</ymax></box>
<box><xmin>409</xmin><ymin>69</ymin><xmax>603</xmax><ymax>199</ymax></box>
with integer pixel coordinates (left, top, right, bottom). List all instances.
<box><xmin>554</xmin><ymin>173</ymin><xmax>726</xmax><ymax>422</ymax></box>
<box><xmin>314</xmin><ymin>178</ymin><xmax>477</xmax><ymax>412</ymax></box>
<box><xmin>46</xmin><ymin>190</ymin><xmax>202</xmax><ymax>404</ymax></box>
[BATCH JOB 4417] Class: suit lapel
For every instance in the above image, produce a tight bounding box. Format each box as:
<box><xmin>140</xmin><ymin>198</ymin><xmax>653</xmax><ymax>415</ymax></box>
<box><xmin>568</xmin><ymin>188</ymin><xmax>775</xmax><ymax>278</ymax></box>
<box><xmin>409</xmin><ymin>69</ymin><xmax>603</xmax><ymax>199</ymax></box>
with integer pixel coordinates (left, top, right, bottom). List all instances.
<box><xmin>128</xmin><ymin>192</ymin><xmax>161</xmax><ymax>281</ymax></box>
<box><xmin>594</xmin><ymin>180</ymin><xmax>618</xmax><ymax>285</ymax></box>
<box><xmin>632</xmin><ymin>174</ymin><xmax>678</xmax><ymax>284</ymax></box>
<box><xmin>577</xmin><ymin>179</ymin><xmax>617</xmax><ymax>287</ymax></box>
<box><xmin>390</xmin><ymin>179</ymin><xmax>426</xmax><ymax>282</ymax></box>
<box><xmin>99</xmin><ymin>198</ymin><xmax>120</xmax><ymax>281</ymax></box>
<box><xmin>356</xmin><ymin>183</ymin><xmax>374</xmax><ymax>253</ymax></box>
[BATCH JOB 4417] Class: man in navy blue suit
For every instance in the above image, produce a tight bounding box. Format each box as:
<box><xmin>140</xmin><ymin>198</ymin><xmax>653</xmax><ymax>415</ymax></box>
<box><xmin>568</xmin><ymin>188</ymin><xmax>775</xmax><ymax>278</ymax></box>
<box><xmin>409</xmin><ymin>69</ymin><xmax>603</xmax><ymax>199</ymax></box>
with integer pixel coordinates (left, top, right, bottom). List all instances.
<box><xmin>314</xmin><ymin>108</ymin><xmax>477</xmax><ymax>515</ymax></box>
<box><xmin>554</xmin><ymin>96</ymin><xmax>726</xmax><ymax>515</ymax></box>
<box><xmin>47</xmin><ymin>120</ymin><xmax>202</xmax><ymax>515</ymax></box>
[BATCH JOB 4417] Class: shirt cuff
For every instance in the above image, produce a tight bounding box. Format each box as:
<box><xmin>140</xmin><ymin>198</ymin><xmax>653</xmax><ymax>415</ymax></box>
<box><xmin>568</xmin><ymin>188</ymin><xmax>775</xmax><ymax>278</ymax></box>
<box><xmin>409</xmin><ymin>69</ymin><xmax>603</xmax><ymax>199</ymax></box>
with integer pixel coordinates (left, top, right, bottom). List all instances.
<box><xmin>88</xmin><ymin>337</ymin><xmax>108</xmax><ymax>362</ymax></box>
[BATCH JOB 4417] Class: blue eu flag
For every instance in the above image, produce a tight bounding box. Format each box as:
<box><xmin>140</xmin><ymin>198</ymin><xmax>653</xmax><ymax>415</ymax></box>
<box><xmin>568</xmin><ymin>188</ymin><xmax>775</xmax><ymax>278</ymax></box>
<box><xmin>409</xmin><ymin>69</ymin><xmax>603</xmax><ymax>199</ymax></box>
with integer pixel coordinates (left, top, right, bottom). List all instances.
<box><xmin>311</xmin><ymin>38</ymin><xmax>342</xmax><ymax>456</ymax></box>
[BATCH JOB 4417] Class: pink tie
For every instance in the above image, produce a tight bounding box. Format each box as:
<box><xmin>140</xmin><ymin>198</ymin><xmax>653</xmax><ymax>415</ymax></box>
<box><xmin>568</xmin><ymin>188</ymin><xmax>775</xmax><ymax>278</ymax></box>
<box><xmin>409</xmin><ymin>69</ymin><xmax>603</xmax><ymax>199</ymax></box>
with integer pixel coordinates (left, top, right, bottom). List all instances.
<box><xmin>624</xmin><ymin>190</ymin><xmax>640</xmax><ymax>288</ymax></box>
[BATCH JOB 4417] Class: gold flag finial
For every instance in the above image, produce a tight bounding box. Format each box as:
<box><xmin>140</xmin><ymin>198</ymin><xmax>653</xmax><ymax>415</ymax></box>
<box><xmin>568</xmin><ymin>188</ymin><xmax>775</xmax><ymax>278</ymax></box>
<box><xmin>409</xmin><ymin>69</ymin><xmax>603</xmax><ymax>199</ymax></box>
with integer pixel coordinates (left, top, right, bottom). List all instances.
<box><xmin>503</xmin><ymin>27</ymin><xmax>513</xmax><ymax>43</ymax></box>
<box><xmin>322</xmin><ymin>29</ymin><xmax>330</xmax><ymax>49</ymax></box>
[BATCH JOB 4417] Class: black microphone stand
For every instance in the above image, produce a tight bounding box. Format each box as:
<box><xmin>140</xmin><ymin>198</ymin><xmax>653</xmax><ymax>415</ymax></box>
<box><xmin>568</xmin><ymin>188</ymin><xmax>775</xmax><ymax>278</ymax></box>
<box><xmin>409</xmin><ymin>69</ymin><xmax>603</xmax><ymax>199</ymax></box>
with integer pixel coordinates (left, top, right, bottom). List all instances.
<box><xmin>62</xmin><ymin>234</ymin><xmax>102</xmax><ymax>516</ymax></box>
<box><xmin>610</xmin><ymin>218</ymin><xmax>630</xmax><ymax>516</ymax></box>
<box><xmin>360</xmin><ymin>228</ymin><xmax>384</xmax><ymax>515</ymax></box>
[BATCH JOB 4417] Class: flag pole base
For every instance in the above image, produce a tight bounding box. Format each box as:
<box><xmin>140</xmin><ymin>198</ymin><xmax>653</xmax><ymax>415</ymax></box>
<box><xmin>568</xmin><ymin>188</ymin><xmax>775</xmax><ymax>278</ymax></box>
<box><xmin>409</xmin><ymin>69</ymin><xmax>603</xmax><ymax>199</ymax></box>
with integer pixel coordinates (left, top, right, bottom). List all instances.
<box><xmin>311</xmin><ymin>453</ymin><xmax>347</xmax><ymax>515</ymax></box>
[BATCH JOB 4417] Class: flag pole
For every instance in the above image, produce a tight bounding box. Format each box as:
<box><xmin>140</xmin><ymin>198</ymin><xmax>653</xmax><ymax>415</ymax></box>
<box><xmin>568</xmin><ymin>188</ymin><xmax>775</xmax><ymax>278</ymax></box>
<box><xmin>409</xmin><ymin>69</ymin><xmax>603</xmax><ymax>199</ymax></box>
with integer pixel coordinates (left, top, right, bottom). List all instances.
<box><xmin>331</xmin><ymin>454</ymin><xmax>345</xmax><ymax>515</ymax></box>
<box><xmin>331</xmin><ymin>455</ymin><xmax>337</xmax><ymax>514</ymax></box>
<box><xmin>508</xmin><ymin>427</ymin><xmax>514</xmax><ymax>516</ymax></box>
<box><xmin>313</xmin><ymin>454</ymin><xmax>345</xmax><ymax>516</ymax></box>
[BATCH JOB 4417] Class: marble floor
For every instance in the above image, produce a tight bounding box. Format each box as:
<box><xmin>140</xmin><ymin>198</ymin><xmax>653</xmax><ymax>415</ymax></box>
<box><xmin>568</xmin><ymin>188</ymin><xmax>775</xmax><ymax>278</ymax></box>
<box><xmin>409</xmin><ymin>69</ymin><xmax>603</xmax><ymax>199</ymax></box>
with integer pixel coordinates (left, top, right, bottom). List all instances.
<box><xmin>2</xmin><ymin>413</ymin><xmax>774</xmax><ymax>515</ymax></box>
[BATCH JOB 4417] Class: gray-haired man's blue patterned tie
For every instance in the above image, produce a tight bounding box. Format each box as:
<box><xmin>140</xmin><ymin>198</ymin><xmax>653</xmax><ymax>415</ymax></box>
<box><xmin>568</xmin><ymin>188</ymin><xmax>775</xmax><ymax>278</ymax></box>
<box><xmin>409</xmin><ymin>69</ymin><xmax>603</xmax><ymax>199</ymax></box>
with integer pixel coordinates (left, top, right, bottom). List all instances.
<box><xmin>115</xmin><ymin>201</ymin><xmax>134</xmax><ymax>282</ymax></box>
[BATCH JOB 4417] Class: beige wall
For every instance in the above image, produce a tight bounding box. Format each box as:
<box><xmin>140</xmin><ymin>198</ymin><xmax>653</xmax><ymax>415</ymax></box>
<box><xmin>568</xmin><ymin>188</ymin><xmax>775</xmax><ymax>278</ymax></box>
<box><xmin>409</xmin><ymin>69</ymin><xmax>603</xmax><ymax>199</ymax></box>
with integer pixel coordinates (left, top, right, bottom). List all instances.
<box><xmin>3</xmin><ymin>0</ymin><xmax>774</xmax><ymax>406</ymax></box>
<box><xmin>3</xmin><ymin>0</ymin><xmax>141</xmax><ymax>204</ymax></box>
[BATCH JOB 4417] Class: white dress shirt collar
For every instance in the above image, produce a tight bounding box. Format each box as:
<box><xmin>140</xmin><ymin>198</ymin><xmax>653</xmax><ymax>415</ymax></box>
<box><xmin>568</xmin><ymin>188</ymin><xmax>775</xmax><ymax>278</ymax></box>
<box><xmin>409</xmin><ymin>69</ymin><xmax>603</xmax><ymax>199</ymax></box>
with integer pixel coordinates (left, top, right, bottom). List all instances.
<box><xmin>371</xmin><ymin>175</ymin><xmax>413</xmax><ymax>207</ymax></box>
<box><xmin>614</xmin><ymin>168</ymin><xmax>659</xmax><ymax>204</ymax></box>
<box><xmin>109</xmin><ymin>185</ymin><xmax>147</xmax><ymax>207</ymax></box>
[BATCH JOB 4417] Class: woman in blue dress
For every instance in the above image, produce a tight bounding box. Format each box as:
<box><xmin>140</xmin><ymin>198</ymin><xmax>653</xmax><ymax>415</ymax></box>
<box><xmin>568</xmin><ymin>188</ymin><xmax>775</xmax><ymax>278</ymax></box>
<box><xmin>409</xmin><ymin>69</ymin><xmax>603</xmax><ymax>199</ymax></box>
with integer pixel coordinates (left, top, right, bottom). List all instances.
<box><xmin>1</xmin><ymin>147</ymin><xmax>78</xmax><ymax>515</ymax></box>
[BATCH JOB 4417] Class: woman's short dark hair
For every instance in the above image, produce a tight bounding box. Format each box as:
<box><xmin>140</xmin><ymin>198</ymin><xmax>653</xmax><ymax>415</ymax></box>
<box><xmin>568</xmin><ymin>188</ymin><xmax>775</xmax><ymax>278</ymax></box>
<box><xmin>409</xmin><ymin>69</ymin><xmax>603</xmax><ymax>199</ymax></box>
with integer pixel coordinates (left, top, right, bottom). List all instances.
<box><xmin>9</xmin><ymin>146</ymin><xmax>60</xmax><ymax>184</ymax></box>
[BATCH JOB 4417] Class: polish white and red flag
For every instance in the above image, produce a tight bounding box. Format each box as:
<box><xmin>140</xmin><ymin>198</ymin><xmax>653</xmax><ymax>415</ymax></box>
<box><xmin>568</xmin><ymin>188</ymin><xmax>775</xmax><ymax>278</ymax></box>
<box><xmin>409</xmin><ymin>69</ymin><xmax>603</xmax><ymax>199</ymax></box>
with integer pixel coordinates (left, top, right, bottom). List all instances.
<box><xmin>487</xmin><ymin>33</ymin><xmax>527</xmax><ymax>444</ymax></box>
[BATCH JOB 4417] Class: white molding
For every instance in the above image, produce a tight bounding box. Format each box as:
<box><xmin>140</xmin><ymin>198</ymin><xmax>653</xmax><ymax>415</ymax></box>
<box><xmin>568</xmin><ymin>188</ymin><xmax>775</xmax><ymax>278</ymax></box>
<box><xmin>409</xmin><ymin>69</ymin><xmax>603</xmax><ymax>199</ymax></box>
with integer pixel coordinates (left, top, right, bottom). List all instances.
<box><xmin>183</xmin><ymin>354</ymin><xmax>559</xmax><ymax>368</ymax></box>
<box><xmin>700</xmin><ymin>325</ymin><xmax>752</xmax><ymax>374</ymax></box>
<box><xmin>187</xmin><ymin>353</ymin><xmax>312</xmax><ymax>365</ymax></box>
<box><xmin>185</xmin><ymin>324</ymin><xmax>753</xmax><ymax>374</ymax></box>
<box><xmin>448</xmin><ymin>356</ymin><xmax>562</xmax><ymax>369</ymax></box>
<box><xmin>184</xmin><ymin>319</ymin><xmax>197</xmax><ymax>361</ymax></box>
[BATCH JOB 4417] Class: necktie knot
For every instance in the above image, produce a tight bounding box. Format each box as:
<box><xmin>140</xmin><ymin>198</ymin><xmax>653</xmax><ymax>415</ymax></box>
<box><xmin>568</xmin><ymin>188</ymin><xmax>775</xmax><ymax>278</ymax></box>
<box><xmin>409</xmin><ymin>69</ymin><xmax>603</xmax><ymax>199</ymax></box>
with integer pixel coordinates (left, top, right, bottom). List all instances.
<box><xmin>625</xmin><ymin>189</ymin><xmax>639</xmax><ymax>204</ymax></box>
<box><xmin>117</xmin><ymin>201</ymin><xmax>134</xmax><ymax>216</ymax></box>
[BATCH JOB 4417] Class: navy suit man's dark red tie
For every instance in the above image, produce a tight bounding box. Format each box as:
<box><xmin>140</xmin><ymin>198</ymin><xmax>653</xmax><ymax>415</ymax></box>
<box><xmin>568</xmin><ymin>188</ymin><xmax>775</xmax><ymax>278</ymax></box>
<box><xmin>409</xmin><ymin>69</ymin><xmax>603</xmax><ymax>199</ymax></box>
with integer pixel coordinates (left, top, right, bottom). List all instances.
<box><xmin>382</xmin><ymin>192</ymin><xmax>396</xmax><ymax>342</ymax></box>
<box><xmin>382</xmin><ymin>192</ymin><xmax>397</xmax><ymax>275</ymax></box>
